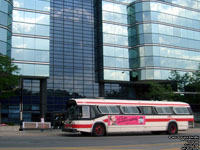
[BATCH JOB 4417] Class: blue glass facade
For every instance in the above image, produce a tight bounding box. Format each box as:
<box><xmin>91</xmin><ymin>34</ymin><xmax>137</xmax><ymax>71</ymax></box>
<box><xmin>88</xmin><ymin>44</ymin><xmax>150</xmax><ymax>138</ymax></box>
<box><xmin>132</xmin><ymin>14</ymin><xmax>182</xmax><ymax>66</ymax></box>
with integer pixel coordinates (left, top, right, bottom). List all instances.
<box><xmin>12</xmin><ymin>0</ymin><xmax>50</xmax><ymax>77</ymax></box>
<box><xmin>101</xmin><ymin>0</ymin><xmax>200</xmax><ymax>82</ymax></box>
<box><xmin>0</xmin><ymin>0</ymin><xmax>12</xmax><ymax>55</ymax></box>
<box><xmin>47</xmin><ymin>0</ymin><xmax>99</xmax><ymax>113</ymax></box>
<box><xmin>130</xmin><ymin>0</ymin><xmax>200</xmax><ymax>80</ymax></box>
<box><xmin>102</xmin><ymin>1</ymin><xmax>133</xmax><ymax>82</ymax></box>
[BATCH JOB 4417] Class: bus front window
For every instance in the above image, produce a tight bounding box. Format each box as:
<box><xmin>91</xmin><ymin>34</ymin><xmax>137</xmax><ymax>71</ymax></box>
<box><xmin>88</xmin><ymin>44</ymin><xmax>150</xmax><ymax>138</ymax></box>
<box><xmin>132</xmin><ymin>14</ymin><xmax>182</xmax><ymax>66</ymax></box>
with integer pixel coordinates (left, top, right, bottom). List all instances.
<box><xmin>67</xmin><ymin>105</ymin><xmax>81</xmax><ymax>120</ymax></box>
<box><xmin>67</xmin><ymin>105</ymin><xmax>90</xmax><ymax>120</ymax></box>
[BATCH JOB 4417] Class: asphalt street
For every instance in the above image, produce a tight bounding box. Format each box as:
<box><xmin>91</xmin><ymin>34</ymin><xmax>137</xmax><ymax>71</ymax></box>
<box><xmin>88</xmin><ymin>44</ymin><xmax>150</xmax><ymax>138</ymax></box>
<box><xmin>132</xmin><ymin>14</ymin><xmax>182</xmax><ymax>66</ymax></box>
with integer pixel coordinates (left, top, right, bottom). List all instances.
<box><xmin>0</xmin><ymin>129</ymin><xmax>199</xmax><ymax>150</ymax></box>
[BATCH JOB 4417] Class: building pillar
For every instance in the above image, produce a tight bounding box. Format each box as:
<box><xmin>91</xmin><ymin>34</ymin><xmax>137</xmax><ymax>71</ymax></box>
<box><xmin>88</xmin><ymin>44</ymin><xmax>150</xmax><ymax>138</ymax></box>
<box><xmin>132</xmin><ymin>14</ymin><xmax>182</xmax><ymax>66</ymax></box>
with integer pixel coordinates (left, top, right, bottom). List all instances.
<box><xmin>40</xmin><ymin>79</ymin><xmax>47</xmax><ymax>121</ymax></box>
<box><xmin>128</xmin><ymin>86</ymin><xmax>136</xmax><ymax>99</ymax></box>
<box><xmin>0</xmin><ymin>102</ymin><xmax>1</xmax><ymax>123</ymax></box>
<box><xmin>99</xmin><ymin>82</ymin><xmax>105</xmax><ymax>97</ymax></box>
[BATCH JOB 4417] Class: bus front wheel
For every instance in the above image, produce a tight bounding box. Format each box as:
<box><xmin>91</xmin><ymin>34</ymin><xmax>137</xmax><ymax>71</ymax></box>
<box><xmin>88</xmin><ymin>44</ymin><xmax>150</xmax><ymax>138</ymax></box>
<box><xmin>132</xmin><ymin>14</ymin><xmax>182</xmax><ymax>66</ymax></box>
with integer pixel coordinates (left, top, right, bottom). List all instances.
<box><xmin>92</xmin><ymin>124</ymin><xmax>105</xmax><ymax>136</ymax></box>
<box><xmin>167</xmin><ymin>122</ymin><xmax>178</xmax><ymax>135</ymax></box>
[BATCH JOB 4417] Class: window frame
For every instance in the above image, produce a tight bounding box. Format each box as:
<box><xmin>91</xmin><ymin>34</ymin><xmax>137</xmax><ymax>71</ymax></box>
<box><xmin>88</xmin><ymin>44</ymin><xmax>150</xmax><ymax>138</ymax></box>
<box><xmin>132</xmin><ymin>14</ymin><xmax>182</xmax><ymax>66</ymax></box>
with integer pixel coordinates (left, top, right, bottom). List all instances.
<box><xmin>81</xmin><ymin>106</ymin><xmax>90</xmax><ymax>119</ymax></box>
<box><xmin>155</xmin><ymin>106</ymin><xmax>173</xmax><ymax>115</ymax></box>
<box><xmin>97</xmin><ymin>105</ymin><xmax>120</xmax><ymax>114</ymax></box>
<box><xmin>141</xmin><ymin>106</ymin><xmax>154</xmax><ymax>115</ymax></box>
<box><xmin>120</xmin><ymin>106</ymin><xmax>141</xmax><ymax>114</ymax></box>
<box><xmin>173</xmin><ymin>107</ymin><xmax>190</xmax><ymax>115</ymax></box>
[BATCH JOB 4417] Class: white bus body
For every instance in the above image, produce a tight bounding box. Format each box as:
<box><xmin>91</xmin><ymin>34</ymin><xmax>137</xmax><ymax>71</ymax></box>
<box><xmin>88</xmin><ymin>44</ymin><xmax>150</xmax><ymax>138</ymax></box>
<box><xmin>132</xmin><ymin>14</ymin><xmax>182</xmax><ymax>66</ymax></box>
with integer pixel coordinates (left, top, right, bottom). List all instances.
<box><xmin>62</xmin><ymin>99</ymin><xmax>194</xmax><ymax>136</ymax></box>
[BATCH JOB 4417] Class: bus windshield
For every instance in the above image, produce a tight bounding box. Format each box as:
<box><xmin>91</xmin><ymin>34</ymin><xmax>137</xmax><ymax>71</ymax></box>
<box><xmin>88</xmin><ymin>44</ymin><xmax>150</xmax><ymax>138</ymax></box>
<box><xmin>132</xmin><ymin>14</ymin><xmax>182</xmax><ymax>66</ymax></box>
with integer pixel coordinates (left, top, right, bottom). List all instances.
<box><xmin>67</xmin><ymin>105</ymin><xmax>90</xmax><ymax>120</ymax></box>
<box><xmin>67</xmin><ymin>105</ymin><xmax>80</xmax><ymax>120</ymax></box>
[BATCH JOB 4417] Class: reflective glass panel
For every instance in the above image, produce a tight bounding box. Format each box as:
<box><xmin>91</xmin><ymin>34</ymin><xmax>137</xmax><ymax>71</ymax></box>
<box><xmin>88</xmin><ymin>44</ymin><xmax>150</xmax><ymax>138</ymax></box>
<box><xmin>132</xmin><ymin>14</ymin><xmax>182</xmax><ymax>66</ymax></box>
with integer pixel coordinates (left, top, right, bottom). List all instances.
<box><xmin>35</xmin><ymin>39</ymin><xmax>49</xmax><ymax>50</ymax></box>
<box><xmin>36</xmin><ymin>0</ymin><xmax>50</xmax><ymax>12</ymax></box>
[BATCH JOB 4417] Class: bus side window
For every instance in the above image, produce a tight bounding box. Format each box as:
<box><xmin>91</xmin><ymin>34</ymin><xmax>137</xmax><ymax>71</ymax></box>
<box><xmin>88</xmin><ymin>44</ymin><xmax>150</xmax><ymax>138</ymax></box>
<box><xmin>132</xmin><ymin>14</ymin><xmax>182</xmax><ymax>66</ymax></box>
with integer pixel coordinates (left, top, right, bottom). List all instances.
<box><xmin>142</xmin><ymin>106</ymin><xmax>153</xmax><ymax>115</ymax></box>
<box><xmin>82</xmin><ymin>106</ymin><xmax>90</xmax><ymax>118</ymax></box>
<box><xmin>120</xmin><ymin>106</ymin><xmax>140</xmax><ymax>114</ymax></box>
<box><xmin>90</xmin><ymin>107</ymin><xmax>96</xmax><ymax>119</ymax></box>
<box><xmin>155</xmin><ymin>107</ymin><xmax>173</xmax><ymax>114</ymax></box>
<box><xmin>187</xmin><ymin>107</ymin><xmax>193</xmax><ymax>114</ymax></box>
<box><xmin>173</xmin><ymin>107</ymin><xmax>190</xmax><ymax>114</ymax></box>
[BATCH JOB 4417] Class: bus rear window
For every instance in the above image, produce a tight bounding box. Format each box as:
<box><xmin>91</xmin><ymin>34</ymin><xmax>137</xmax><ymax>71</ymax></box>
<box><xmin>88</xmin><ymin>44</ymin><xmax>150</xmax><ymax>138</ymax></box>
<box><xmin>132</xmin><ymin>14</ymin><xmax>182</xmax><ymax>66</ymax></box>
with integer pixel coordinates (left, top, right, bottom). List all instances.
<box><xmin>121</xmin><ymin>106</ymin><xmax>140</xmax><ymax>114</ymax></box>
<box><xmin>98</xmin><ymin>106</ymin><xmax>120</xmax><ymax>114</ymax></box>
<box><xmin>155</xmin><ymin>107</ymin><xmax>173</xmax><ymax>114</ymax></box>
<box><xmin>173</xmin><ymin>107</ymin><xmax>190</xmax><ymax>114</ymax></box>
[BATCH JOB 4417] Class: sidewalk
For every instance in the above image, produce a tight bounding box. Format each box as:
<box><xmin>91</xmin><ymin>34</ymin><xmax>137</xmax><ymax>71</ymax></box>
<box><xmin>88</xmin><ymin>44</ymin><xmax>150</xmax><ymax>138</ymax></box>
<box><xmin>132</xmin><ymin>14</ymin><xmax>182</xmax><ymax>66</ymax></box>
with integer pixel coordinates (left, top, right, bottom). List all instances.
<box><xmin>195</xmin><ymin>123</ymin><xmax>200</xmax><ymax>128</ymax></box>
<box><xmin>0</xmin><ymin>127</ymin><xmax>63</xmax><ymax>136</ymax></box>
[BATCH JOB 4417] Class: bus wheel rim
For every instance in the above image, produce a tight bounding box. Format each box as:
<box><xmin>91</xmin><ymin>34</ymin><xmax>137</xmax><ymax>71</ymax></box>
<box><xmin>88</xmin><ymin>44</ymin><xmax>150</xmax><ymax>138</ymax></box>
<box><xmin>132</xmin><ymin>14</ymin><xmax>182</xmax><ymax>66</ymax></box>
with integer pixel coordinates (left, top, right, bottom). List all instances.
<box><xmin>170</xmin><ymin>124</ymin><xmax>176</xmax><ymax>134</ymax></box>
<box><xmin>95</xmin><ymin>125</ymin><xmax>103</xmax><ymax>135</ymax></box>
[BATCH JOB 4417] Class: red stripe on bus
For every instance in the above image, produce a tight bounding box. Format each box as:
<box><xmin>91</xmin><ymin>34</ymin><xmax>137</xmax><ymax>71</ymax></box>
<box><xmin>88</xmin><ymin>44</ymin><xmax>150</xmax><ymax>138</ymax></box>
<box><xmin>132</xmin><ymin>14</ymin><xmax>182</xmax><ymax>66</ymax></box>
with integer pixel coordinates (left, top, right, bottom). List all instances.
<box><xmin>146</xmin><ymin>118</ymin><xmax>194</xmax><ymax>122</ymax></box>
<box><xmin>77</xmin><ymin>101</ymin><xmax>189</xmax><ymax>106</ymax></box>
<box><xmin>65</xmin><ymin>118</ymin><xmax>194</xmax><ymax>128</ymax></box>
<box><xmin>175</xmin><ymin>118</ymin><xmax>194</xmax><ymax>122</ymax></box>
<box><xmin>65</xmin><ymin>124</ymin><xmax>92</xmax><ymax>128</ymax></box>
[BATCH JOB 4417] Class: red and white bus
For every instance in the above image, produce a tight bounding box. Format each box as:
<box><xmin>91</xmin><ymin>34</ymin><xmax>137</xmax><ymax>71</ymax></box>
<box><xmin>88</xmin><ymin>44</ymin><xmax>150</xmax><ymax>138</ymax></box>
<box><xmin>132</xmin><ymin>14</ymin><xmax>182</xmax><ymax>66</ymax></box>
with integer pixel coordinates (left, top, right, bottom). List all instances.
<box><xmin>62</xmin><ymin>98</ymin><xmax>194</xmax><ymax>136</ymax></box>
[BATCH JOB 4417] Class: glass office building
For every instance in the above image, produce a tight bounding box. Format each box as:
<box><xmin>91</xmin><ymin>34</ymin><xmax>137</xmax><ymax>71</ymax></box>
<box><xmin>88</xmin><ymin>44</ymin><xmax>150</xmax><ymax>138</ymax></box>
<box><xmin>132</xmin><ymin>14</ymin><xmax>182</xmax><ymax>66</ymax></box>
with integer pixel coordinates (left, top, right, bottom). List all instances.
<box><xmin>48</xmin><ymin>0</ymin><xmax>99</xmax><ymax>113</ymax></box>
<box><xmin>131</xmin><ymin>0</ymin><xmax>200</xmax><ymax>80</ymax></box>
<box><xmin>1</xmin><ymin>0</ymin><xmax>99</xmax><ymax>123</ymax></box>
<box><xmin>100</xmin><ymin>0</ymin><xmax>200</xmax><ymax>82</ymax></box>
<box><xmin>101</xmin><ymin>0</ymin><xmax>136</xmax><ymax>82</ymax></box>
<box><xmin>1</xmin><ymin>0</ymin><xmax>200</xmax><ymax>123</ymax></box>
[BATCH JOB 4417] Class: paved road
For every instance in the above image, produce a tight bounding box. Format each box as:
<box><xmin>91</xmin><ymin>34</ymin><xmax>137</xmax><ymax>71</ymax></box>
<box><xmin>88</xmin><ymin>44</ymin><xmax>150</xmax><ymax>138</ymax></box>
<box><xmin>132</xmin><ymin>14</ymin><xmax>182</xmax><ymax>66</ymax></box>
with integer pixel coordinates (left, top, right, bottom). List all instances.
<box><xmin>0</xmin><ymin>129</ymin><xmax>199</xmax><ymax>150</ymax></box>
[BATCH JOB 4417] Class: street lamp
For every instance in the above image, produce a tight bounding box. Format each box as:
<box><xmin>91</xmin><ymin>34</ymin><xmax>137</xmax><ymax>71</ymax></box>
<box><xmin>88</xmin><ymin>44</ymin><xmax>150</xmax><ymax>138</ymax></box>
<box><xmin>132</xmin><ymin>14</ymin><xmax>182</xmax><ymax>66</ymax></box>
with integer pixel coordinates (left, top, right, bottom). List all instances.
<box><xmin>19</xmin><ymin>76</ymin><xmax>23</xmax><ymax>131</ymax></box>
<box><xmin>121</xmin><ymin>71</ymin><xmax>130</xmax><ymax>81</ymax></box>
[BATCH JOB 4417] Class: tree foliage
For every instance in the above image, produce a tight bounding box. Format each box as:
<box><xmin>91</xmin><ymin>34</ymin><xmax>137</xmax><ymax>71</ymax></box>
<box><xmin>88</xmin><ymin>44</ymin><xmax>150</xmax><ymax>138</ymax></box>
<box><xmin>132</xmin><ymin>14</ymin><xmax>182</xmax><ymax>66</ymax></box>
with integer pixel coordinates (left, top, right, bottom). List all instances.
<box><xmin>169</xmin><ymin>70</ymin><xmax>191</xmax><ymax>92</ymax></box>
<box><xmin>144</xmin><ymin>82</ymin><xmax>175</xmax><ymax>101</ymax></box>
<box><xmin>0</xmin><ymin>54</ymin><xmax>20</xmax><ymax>99</ymax></box>
<box><xmin>169</xmin><ymin>69</ymin><xmax>200</xmax><ymax>104</ymax></box>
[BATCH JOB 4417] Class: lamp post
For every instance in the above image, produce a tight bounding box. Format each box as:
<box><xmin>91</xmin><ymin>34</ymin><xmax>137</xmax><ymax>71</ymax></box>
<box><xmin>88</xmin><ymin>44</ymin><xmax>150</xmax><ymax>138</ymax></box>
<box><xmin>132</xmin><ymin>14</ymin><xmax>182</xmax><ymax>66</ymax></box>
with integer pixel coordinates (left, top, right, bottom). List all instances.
<box><xmin>0</xmin><ymin>102</ymin><xmax>1</xmax><ymax>124</ymax></box>
<box><xmin>121</xmin><ymin>71</ymin><xmax>130</xmax><ymax>81</ymax></box>
<box><xmin>19</xmin><ymin>76</ymin><xmax>23</xmax><ymax>131</ymax></box>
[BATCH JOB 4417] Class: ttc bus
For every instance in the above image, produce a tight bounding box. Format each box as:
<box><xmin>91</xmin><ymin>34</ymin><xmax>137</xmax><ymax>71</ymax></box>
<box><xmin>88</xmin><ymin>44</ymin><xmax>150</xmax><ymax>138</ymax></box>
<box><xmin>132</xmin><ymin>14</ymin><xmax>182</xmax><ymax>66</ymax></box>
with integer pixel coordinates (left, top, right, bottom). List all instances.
<box><xmin>62</xmin><ymin>98</ymin><xmax>194</xmax><ymax>136</ymax></box>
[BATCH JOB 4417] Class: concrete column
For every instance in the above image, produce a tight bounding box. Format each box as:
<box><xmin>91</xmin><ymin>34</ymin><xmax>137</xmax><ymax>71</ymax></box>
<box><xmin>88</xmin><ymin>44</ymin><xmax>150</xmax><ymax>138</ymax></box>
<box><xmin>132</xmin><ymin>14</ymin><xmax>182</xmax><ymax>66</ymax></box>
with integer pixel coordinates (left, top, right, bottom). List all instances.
<box><xmin>128</xmin><ymin>86</ymin><xmax>136</xmax><ymax>99</ymax></box>
<box><xmin>0</xmin><ymin>102</ymin><xmax>1</xmax><ymax>123</ymax></box>
<box><xmin>40</xmin><ymin>79</ymin><xmax>47</xmax><ymax>121</ymax></box>
<box><xmin>99</xmin><ymin>82</ymin><xmax>105</xmax><ymax>97</ymax></box>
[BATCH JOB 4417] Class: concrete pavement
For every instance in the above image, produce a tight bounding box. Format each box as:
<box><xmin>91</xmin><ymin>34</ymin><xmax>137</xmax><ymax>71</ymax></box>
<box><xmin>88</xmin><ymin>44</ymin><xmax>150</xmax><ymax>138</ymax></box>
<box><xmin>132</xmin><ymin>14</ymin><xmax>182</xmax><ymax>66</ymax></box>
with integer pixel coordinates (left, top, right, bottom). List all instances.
<box><xmin>0</xmin><ymin>127</ymin><xmax>200</xmax><ymax>137</ymax></box>
<box><xmin>0</xmin><ymin>128</ymin><xmax>199</xmax><ymax>150</ymax></box>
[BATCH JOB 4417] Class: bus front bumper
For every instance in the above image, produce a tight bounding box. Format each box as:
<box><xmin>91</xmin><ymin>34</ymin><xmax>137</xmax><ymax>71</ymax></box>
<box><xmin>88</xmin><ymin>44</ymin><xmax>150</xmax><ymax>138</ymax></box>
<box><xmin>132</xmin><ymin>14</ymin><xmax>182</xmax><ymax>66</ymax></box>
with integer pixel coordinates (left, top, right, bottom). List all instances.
<box><xmin>62</xmin><ymin>128</ymin><xmax>78</xmax><ymax>132</ymax></box>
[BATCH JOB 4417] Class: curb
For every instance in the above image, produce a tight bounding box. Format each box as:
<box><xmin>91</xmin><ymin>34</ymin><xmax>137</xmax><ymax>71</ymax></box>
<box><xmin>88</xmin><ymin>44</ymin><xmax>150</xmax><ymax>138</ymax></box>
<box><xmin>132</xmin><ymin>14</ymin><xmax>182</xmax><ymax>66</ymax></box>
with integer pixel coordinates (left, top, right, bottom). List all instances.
<box><xmin>0</xmin><ymin>126</ymin><xmax>20</xmax><ymax>132</ymax></box>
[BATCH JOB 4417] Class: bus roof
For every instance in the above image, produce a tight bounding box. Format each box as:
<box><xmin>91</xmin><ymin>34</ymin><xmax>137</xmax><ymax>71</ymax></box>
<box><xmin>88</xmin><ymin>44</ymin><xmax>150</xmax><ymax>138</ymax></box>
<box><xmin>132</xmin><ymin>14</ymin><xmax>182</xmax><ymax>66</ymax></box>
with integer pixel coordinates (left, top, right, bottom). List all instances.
<box><xmin>69</xmin><ymin>98</ymin><xmax>190</xmax><ymax>107</ymax></box>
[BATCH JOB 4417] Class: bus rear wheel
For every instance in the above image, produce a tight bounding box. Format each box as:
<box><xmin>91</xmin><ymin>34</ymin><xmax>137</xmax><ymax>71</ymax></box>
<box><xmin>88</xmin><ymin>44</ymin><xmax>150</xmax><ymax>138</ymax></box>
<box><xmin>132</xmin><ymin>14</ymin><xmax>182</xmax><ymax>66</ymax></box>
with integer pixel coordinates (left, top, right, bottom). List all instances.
<box><xmin>92</xmin><ymin>124</ymin><xmax>105</xmax><ymax>136</ymax></box>
<box><xmin>167</xmin><ymin>123</ymin><xmax>178</xmax><ymax>135</ymax></box>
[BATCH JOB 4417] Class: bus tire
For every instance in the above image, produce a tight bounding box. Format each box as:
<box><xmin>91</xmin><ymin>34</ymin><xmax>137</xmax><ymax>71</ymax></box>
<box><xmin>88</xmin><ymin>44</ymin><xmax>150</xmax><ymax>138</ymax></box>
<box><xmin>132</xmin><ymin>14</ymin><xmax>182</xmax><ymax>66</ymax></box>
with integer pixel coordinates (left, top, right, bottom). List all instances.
<box><xmin>92</xmin><ymin>123</ymin><xmax>106</xmax><ymax>136</ymax></box>
<box><xmin>167</xmin><ymin>122</ymin><xmax>178</xmax><ymax>135</ymax></box>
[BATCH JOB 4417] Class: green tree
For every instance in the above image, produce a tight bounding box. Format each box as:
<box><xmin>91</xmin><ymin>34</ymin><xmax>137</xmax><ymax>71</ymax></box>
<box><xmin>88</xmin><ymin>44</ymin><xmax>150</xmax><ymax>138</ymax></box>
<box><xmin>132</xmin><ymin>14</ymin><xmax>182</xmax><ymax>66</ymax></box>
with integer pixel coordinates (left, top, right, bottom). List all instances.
<box><xmin>190</xmin><ymin>68</ymin><xmax>200</xmax><ymax>91</ymax></box>
<box><xmin>144</xmin><ymin>82</ymin><xmax>175</xmax><ymax>101</ymax></box>
<box><xmin>169</xmin><ymin>70</ymin><xmax>191</xmax><ymax>92</ymax></box>
<box><xmin>0</xmin><ymin>54</ymin><xmax>20</xmax><ymax>99</ymax></box>
<box><xmin>169</xmin><ymin>69</ymin><xmax>200</xmax><ymax>103</ymax></box>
